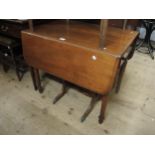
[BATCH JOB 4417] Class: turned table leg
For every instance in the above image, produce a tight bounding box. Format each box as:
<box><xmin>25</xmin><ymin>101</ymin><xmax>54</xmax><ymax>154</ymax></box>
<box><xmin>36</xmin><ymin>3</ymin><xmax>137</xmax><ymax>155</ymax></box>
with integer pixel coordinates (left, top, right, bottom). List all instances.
<box><xmin>98</xmin><ymin>95</ymin><xmax>108</xmax><ymax>124</ymax></box>
<box><xmin>81</xmin><ymin>94</ymin><xmax>101</xmax><ymax>122</ymax></box>
<box><xmin>53</xmin><ymin>83</ymin><xmax>69</xmax><ymax>104</ymax></box>
<box><xmin>34</xmin><ymin>68</ymin><xmax>43</xmax><ymax>93</ymax></box>
<box><xmin>115</xmin><ymin>59</ymin><xmax>127</xmax><ymax>93</ymax></box>
<box><xmin>30</xmin><ymin>67</ymin><xmax>38</xmax><ymax>91</ymax></box>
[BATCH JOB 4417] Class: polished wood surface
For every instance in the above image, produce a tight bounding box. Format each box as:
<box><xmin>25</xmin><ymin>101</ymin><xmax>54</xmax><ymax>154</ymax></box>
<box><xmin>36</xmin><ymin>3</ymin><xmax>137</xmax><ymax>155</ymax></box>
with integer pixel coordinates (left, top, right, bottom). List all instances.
<box><xmin>22</xmin><ymin>20</ymin><xmax>138</xmax><ymax>57</ymax></box>
<box><xmin>22</xmin><ymin>35</ymin><xmax>119</xmax><ymax>94</ymax></box>
<box><xmin>22</xmin><ymin>20</ymin><xmax>138</xmax><ymax>94</ymax></box>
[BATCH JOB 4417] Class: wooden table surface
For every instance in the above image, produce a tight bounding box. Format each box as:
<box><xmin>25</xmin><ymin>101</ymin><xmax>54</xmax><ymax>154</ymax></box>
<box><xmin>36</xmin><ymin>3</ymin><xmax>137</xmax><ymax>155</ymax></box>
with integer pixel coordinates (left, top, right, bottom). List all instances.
<box><xmin>22</xmin><ymin>20</ymin><xmax>138</xmax><ymax>94</ymax></box>
<box><xmin>23</xmin><ymin>20</ymin><xmax>138</xmax><ymax>58</ymax></box>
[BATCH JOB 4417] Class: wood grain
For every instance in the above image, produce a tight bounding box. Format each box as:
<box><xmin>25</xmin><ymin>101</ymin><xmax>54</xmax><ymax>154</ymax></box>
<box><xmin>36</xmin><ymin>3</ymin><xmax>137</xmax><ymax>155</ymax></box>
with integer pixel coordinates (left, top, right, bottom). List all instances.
<box><xmin>22</xmin><ymin>32</ymin><xmax>119</xmax><ymax>94</ymax></box>
<box><xmin>22</xmin><ymin>20</ymin><xmax>138</xmax><ymax>57</ymax></box>
<box><xmin>22</xmin><ymin>20</ymin><xmax>138</xmax><ymax>94</ymax></box>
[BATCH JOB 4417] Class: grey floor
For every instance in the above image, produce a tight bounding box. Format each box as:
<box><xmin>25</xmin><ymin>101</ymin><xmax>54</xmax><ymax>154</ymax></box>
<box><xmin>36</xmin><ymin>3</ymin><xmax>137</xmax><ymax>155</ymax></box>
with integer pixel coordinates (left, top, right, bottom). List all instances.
<box><xmin>0</xmin><ymin>50</ymin><xmax>155</xmax><ymax>135</ymax></box>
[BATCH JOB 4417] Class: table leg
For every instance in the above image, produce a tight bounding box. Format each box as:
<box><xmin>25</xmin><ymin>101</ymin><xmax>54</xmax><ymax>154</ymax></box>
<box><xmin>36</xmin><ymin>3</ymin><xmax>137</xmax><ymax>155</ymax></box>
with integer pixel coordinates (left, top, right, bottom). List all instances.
<box><xmin>30</xmin><ymin>67</ymin><xmax>38</xmax><ymax>91</ymax></box>
<box><xmin>115</xmin><ymin>59</ymin><xmax>127</xmax><ymax>93</ymax></box>
<box><xmin>9</xmin><ymin>48</ymin><xmax>22</xmax><ymax>81</ymax></box>
<box><xmin>81</xmin><ymin>94</ymin><xmax>101</xmax><ymax>122</ymax></box>
<box><xmin>98</xmin><ymin>95</ymin><xmax>108</xmax><ymax>124</ymax></box>
<box><xmin>34</xmin><ymin>68</ymin><xmax>43</xmax><ymax>93</ymax></box>
<box><xmin>53</xmin><ymin>83</ymin><xmax>69</xmax><ymax>104</ymax></box>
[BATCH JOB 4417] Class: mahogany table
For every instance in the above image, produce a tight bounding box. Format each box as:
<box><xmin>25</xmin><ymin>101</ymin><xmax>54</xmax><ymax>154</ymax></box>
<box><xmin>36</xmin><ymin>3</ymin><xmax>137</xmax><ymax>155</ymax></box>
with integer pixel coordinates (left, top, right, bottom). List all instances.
<box><xmin>21</xmin><ymin>20</ymin><xmax>138</xmax><ymax>123</ymax></box>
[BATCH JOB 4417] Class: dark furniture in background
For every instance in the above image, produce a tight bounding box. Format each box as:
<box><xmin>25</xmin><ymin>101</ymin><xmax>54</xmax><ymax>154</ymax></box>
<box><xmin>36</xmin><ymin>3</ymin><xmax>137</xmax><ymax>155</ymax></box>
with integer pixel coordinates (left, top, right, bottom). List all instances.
<box><xmin>0</xmin><ymin>20</ymin><xmax>28</xmax><ymax>80</ymax></box>
<box><xmin>0</xmin><ymin>35</ymin><xmax>27</xmax><ymax>81</ymax></box>
<box><xmin>0</xmin><ymin>19</ymin><xmax>52</xmax><ymax>38</ymax></box>
<box><xmin>136</xmin><ymin>19</ymin><xmax>155</xmax><ymax>59</ymax></box>
<box><xmin>0</xmin><ymin>19</ymin><xmax>52</xmax><ymax>80</ymax></box>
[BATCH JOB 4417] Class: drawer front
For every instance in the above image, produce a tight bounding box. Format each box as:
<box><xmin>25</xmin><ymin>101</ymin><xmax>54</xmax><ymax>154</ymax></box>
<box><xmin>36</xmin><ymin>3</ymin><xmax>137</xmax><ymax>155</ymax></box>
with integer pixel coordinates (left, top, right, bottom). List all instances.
<box><xmin>22</xmin><ymin>32</ymin><xmax>120</xmax><ymax>94</ymax></box>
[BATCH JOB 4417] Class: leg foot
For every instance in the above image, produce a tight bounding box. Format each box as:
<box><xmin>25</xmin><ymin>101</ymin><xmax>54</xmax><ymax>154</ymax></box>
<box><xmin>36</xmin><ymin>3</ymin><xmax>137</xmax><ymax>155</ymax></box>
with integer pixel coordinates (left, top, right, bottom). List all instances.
<box><xmin>98</xmin><ymin>116</ymin><xmax>105</xmax><ymax>124</ymax></box>
<box><xmin>34</xmin><ymin>69</ymin><xmax>43</xmax><ymax>93</ymax></box>
<box><xmin>98</xmin><ymin>95</ymin><xmax>108</xmax><ymax>124</ymax></box>
<box><xmin>53</xmin><ymin>84</ymin><xmax>69</xmax><ymax>104</ymax></box>
<box><xmin>81</xmin><ymin>94</ymin><xmax>101</xmax><ymax>122</ymax></box>
<box><xmin>30</xmin><ymin>67</ymin><xmax>38</xmax><ymax>90</ymax></box>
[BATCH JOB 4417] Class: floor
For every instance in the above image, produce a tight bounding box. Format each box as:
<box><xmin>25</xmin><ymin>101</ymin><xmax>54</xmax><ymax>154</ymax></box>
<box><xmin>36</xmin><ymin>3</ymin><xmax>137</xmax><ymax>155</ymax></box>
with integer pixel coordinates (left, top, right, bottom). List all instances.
<box><xmin>0</xmin><ymin>50</ymin><xmax>155</xmax><ymax>135</ymax></box>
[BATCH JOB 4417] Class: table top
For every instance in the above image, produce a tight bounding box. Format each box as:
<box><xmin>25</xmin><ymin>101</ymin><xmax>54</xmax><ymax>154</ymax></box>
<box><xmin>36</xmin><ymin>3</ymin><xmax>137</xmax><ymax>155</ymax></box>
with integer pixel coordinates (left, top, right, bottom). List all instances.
<box><xmin>23</xmin><ymin>20</ymin><xmax>138</xmax><ymax>58</ymax></box>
